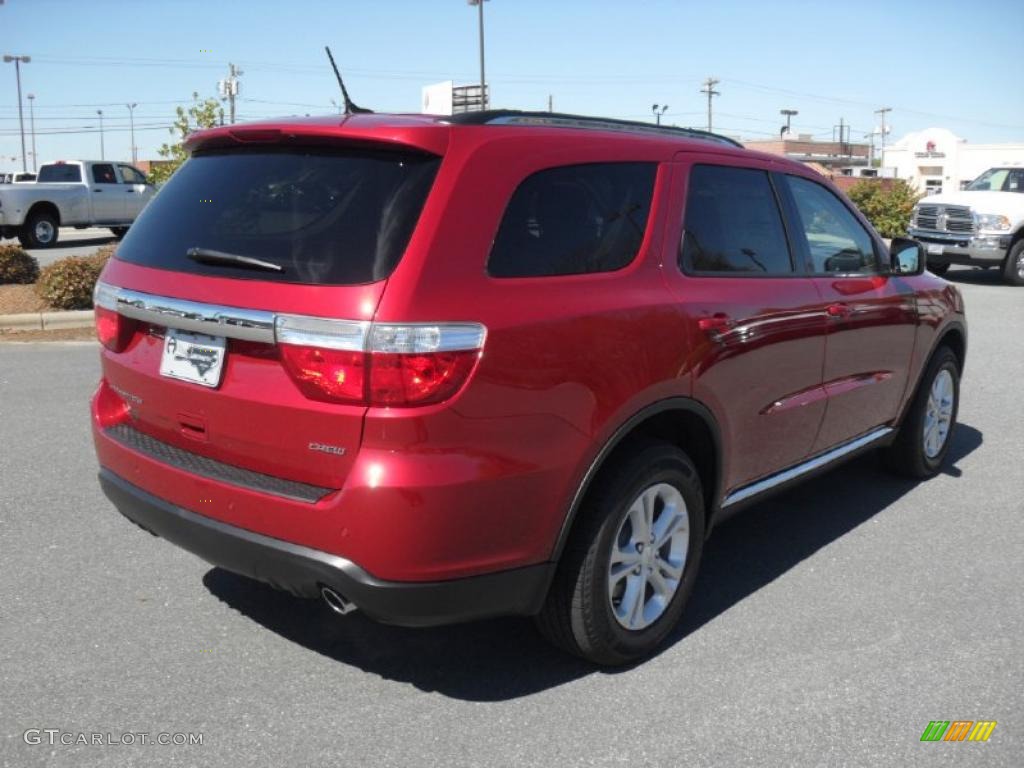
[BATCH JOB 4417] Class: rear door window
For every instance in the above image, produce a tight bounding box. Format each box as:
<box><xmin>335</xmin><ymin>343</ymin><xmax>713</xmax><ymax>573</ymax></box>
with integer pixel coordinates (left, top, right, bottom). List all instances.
<box><xmin>92</xmin><ymin>164</ymin><xmax>119</xmax><ymax>185</ymax></box>
<box><xmin>115</xmin><ymin>147</ymin><xmax>441</xmax><ymax>285</ymax></box>
<box><xmin>680</xmin><ymin>164</ymin><xmax>794</xmax><ymax>275</ymax></box>
<box><xmin>487</xmin><ymin>162</ymin><xmax>657</xmax><ymax>277</ymax></box>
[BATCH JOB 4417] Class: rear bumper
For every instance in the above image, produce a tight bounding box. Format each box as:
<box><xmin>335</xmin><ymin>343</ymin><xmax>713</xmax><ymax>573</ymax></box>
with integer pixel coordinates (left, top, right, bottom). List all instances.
<box><xmin>99</xmin><ymin>468</ymin><xmax>554</xmax><ymax>627</ymax></box>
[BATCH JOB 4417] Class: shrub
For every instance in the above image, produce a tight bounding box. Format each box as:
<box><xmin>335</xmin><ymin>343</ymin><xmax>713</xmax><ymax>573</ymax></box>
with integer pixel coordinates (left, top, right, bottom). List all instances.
<box><xmin>0</xmin><ymin>243</ymin><xmax>40</xmax><ymax>285</ymax></box>
<box><xmin>89</xmin><ymin>244</ymin><xmax>117</xmax><ymax>271</ymax></box>
<box><xmin>847</xmin><ymin>179</ymin><xmax>921</xmax><ymax>239</ymax></box>
<box><xmin>36</xmin><ymin>256</ymin><xmax>104</xmax><ymax>310</ymax></box>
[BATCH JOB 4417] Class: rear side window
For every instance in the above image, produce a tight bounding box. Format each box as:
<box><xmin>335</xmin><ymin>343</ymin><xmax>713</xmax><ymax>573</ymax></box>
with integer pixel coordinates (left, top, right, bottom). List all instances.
<box><xmin>680</xmin><ymin>165</ymin><xmax>793</xmax><ymax>275</ymax></box>
<box><xmin>37</xmin><ymin>164</ymin><xmax>82</xmax><ymax>183</ymax></box>
<box><xmin>116</xmin><ymin>147</ymin><xmax>440</xmax><ymax>285</ymax></box>
<box><xmin>92</xmin><ymin>164</ymin><xmax>118</xmax><ymax>184</ymax></box>
<box><xmin>488</xmin><ymin>163</ymin><xmax>656</xmax><ymax>278</ymax></box>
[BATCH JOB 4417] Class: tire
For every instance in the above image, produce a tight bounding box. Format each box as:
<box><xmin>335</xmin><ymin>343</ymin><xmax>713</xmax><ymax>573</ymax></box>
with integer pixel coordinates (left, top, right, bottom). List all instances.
<box><xmin>535</xmin><ymin>440</ymin><xmax>705</xmax><ymax>665</ymax></box>
<box><xmin>927</xmin><ymin>262</ymin><xmax>950</xmax><ymax>276</ymax></box>
<box><xmin>883</xmin><ymin>346</ymin><xmax>959</xmax><ymax>478</ymax></box>
<box><xmin>1002</xmin><ymin>240</ymin><xmax>1024</xmax><ymax>286</ymax></box>
<box><xmin>110</xmin><ymin>227</ymin><xmax>129</xmax><ymax>239</ymax></box>
<box><xmin>18</xmin><ymin>209</ymin><xmax>59</xmax><ymax>249</ymax></box>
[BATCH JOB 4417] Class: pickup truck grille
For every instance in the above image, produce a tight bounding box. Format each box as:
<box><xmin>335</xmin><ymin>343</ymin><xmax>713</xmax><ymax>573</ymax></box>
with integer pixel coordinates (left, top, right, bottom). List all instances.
<box><xmin>915</xmin><ymin>204</ymin><xmax>974</xmax><ymax>234</ymax></box>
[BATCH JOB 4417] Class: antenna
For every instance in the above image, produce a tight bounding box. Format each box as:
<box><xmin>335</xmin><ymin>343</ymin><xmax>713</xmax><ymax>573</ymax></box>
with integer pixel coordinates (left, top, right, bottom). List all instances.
<box><xmin>324</xmin><ymin>46</ymin><xmax>372</xmax><ymax>115</ymax></box>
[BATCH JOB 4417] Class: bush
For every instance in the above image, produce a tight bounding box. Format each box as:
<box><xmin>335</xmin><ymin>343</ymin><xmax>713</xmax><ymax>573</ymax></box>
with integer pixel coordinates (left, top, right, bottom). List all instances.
<box><xmin>0</xmin><ymin>244</ymin><xmax>40</xmax><ymax>285</ymax></box>
<box><xmin>36</xmin><ymin>256</ymin><xmax>105</xmax><ymax>310</ymax></box>
<box><xmin>89</xmin><ymin>244</ymin><xmax>116</xmax><ymax>271</ymax></box>
<box><xmin>847</xmin><ymin>179</ymin><xmax>921</xmax><ymax>239</ymax></box>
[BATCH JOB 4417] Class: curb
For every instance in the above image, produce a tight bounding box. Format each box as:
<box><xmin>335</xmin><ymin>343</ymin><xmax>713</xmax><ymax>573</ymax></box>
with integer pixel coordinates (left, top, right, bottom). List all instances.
<box><xmin>0</xmin><ymin>309</ymin><xmax>93</xmax><ymax>331</ymax></box>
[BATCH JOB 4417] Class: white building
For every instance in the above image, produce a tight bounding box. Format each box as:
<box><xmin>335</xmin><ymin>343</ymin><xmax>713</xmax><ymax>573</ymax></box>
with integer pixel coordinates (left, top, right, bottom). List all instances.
<box><xmin>883</xmin><ymin>128</ymin><xmax>1024</xmax><ymax>195</ymax></box>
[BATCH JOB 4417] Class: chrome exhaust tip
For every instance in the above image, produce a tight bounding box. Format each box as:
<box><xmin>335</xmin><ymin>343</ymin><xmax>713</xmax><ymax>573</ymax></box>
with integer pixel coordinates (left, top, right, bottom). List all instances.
<box><xmin>320</xmin><ymin>585</ymin><xmax>357</xmax><ymax>616</ymax></box>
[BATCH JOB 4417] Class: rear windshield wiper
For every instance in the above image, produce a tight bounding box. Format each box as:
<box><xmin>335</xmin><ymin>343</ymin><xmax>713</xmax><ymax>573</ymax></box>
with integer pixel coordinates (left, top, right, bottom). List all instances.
<box><xmin>186</xmin><ymin>247</ymin><xmax>284</xmax><ymax>273</ymax></box>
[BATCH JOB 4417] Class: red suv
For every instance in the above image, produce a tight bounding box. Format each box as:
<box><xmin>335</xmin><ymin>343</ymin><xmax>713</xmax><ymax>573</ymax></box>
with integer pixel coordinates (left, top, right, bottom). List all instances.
<box><xmin>92</xmin><ymin>112</ymin><xmax>966</xmax><ymax>665</ymax></box>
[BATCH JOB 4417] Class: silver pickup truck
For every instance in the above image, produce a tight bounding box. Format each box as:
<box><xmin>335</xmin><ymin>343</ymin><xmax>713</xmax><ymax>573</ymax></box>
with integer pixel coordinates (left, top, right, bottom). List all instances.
<box><xmin>0</xmin><ymin>160</ymin><xmax>155</xmax><ymax>248</ymax></box>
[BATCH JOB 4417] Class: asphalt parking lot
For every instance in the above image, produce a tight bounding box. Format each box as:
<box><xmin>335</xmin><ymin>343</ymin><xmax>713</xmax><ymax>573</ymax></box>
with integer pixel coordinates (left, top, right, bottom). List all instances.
<box><xmin>3</xmin><ymin>227</ymin><xmax>117</xmax><ymax>269</ymax></box>
<box><xmin>1</xmin><ymin>269</ymin><xmax>1021</xmax><ymax>767</ymax></box>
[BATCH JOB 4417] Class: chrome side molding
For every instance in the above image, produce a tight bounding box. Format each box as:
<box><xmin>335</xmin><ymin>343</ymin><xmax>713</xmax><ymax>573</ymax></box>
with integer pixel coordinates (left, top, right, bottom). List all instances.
<box><xmin>95</xmin><ymin>282</ymin><xmax>276</xmax><ymax>343</ymax></box>
<box><xmin>722</xmin><ymin>426</ymin><xmax>894</xmax><ymax>508</ymax></box>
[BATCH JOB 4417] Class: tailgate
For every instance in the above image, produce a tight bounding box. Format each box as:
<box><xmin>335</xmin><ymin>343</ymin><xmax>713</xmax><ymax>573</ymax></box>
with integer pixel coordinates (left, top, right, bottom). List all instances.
<box><xmin>97</xmin><ymin>260</ymin><xmax>382</xmax><ymax>491</ymax></box>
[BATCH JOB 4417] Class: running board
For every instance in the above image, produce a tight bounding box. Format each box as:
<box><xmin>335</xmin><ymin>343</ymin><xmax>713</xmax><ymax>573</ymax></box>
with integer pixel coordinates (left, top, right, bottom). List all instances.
<box><xmin>721</xmin><ymin>427</ymin><xmax>894</xmax><ymax>509</ymax></box>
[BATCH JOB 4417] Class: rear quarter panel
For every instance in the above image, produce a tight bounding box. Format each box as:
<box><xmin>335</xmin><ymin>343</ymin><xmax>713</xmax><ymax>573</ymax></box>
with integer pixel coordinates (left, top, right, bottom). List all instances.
<box><xmin>365</xmin><ymin>132</ymin><xmax>693</xmax><ymax>568</ymax></box>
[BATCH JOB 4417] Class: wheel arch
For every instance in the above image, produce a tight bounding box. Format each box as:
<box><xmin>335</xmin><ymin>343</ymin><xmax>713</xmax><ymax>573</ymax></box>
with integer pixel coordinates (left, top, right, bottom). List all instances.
<box><xmin>550</xmin><ymin>397</ymin><xmax>723</xmax><ymax>562</ymax></box>
<box><xmin>896</xmin><ymin>320</ymin><xmax>967</xmax><ymax>427</ymax></box>
<box><xmin>26</xmin><ymin>200</ymin><xmax>61</xmax><ymax>227</ymax></box>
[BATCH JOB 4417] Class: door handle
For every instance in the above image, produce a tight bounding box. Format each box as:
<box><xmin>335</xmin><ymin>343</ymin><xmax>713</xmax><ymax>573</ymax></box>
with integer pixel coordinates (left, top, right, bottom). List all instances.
<box><xmin>826</xmin><ymin>303</ymin><xmax>852</xmax><ymax>319</ymax></box>
<box><xmin>93</xmin><ymin>189</ymin><xmax>103</xmax><ymax>193</ymax></box>
<box><xmin>698</xmin><ymin>313</ymin><xmax>734</xmax><ymax>334</ymax></box>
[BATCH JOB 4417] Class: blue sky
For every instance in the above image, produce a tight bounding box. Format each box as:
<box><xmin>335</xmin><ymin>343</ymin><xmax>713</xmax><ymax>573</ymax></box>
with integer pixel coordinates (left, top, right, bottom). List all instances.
<box><xmin>2</xmin><ymin>0</ymin><xmax>1022</xmax><ymax>169</ymax></box>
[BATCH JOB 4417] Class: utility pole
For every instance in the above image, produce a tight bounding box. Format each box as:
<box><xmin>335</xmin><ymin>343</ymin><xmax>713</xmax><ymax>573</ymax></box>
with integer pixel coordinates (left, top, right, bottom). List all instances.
<box><xmin>652</xmin><ymin>103</ymin><xmax>668</xmax><ymax>126</ymax></box>
<box><xmin>219</xmin><ymin>63</ymin><xmax>243</xmax><ymax>124</ymax></box>
<box><xmin>875</xmin><ymin>106</ymin><xmax>892</xmax><ymax>154</ymax></box>
<box><xmin>780</xmin><ymin>108</ymin><xmax>798</xmax><ymax>137</ymax></box>
<box><xmin>700</xmin><ymin>77</ymin><xmax>719</xmax><ymax>132</ymax></box>
<box><xmin>126</xmin><ymin>102</ymin><xmax>137</xmax><ymax>164</ymax></box>
<box><xmin>468</xmin><ymin>0</ymin><xmax>489</xmax><ymax>109</ymax></box>
<box><xmin>27</xmin><ymin>92</ymin><xmax>36</xmax><ymax>172</ymax></box>
<box><xmin>97</xmin><ymin>109</ymin><xmax>105</xmax><ymax>160</ymax></box>
<box><xmin>548</xmin><ymin>94</ymin><xmax>553</xmax><ymax>113</ymax></box>
<box><xmin>3</xmin><ymin>54</ymin><xmax>30</xmax><ymax>172</ymax></box>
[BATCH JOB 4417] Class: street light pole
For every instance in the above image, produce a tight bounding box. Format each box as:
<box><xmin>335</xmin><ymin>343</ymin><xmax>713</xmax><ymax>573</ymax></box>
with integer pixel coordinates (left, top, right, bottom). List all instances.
<box><xmin>468</xmin><ymin>0</ymin><xmax>488</xmax><ymax>109</ymax></box>
<box><xmin>3</xmin><ymin>54</ymin><xmax>31</xmax><ymax>173</ymax></box>
<box><xmin>126</xmin><ymin>102</ymin><xmax>137</xmax><ymax>164</ymax></box>
<box><xmin>97</xmin><ymin>109</ymin><xmax>105</xmax><ymax>160</ymax></box>
<box><xmin>651</xmin><ymin>104</ymin><xmax>668</xmax><ymax>126</ymax></box>
<box><xmin>27</xmin><ymin>93</ymin><xmax>37</xmax><ymax>172</ymax></box>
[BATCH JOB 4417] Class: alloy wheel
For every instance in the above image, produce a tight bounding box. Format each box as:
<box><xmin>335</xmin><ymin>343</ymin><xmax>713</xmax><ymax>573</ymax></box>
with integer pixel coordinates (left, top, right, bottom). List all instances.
<box><xmin>607</xmin><ymin>482</ymin><xmax>689</xmax><ymax>631</ymax></box>
<box><xmin>923</xmin><ymin>368</ymin><xmax>955</xmax><ymax>459</ymax></box>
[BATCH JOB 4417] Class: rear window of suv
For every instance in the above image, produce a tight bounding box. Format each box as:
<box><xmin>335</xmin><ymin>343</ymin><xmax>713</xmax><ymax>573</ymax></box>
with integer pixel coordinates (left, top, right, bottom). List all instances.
<box><xmin>115</xmin><ymin>147</ymin><xmax>441</xmax><ymax>285</ymax></box>
<box><xmin>488</xmin><ymin>162</ymin><xmax>657</xmax><ymax>277</ymax></box>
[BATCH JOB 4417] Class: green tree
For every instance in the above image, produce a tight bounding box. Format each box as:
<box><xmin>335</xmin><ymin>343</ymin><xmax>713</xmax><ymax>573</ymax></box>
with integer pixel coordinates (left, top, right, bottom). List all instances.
<box><xmin>148</xmin><ymin>93</ymin><xmax>223</xmax><ymax>185</ymax></box>
<box><xmin>847</xmin><ymin>179</ymin><xmax>921</xmax><ymax>239</ymax></box>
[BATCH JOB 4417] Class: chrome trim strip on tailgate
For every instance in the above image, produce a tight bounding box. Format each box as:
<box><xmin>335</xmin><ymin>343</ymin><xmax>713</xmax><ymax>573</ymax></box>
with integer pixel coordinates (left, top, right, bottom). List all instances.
<box><xmin>721</xmin><ymin>426</ymin><xmax>893</xmax><ymax>508</ymax></box>
<box><xmin>99</xmin><ymin>284</ymin><xmax>276</xmax><ymax>343</ymax></box>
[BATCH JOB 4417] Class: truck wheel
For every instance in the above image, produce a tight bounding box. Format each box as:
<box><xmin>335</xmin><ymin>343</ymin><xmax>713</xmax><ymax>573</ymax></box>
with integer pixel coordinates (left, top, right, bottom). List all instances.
<box><xmin>927</xmin><ymin>262</ymin><xmax>950</xmax><ymax>276</ymax></box>
<box><xmin>110</xmin><ymin>227</ymin><xmax>129</xmax><ymax>239</ymax></box>
<box><xmin>535</xmin><ymin>440</ymin><xmax>705</xmax><ymax>665</ymax></box>
<box><xmin>1002</xmin><ymin>240</ymin><xmax>1024</xmax><ymax>286</ymax></box>
<box><xmin>883</xmin><ymin>346</ymin><xmax>959</xmax><ymax>478</ymax></box>
<box><xmin>18</xmin><ymin>210</ymin><xmax>59</xmax><ymax>249</ymax></box>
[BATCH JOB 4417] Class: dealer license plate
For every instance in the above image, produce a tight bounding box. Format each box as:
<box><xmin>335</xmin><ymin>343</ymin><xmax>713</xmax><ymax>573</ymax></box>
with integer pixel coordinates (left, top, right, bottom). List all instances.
<box><xmin>159</xmin><ymin>329</ymin><xmax>226</xmax><ymax>388</ymax></box>
<box><xmin>927</xmin><ymin>244</ymin><xmax>945</xmax><ymax>255</ymax></box>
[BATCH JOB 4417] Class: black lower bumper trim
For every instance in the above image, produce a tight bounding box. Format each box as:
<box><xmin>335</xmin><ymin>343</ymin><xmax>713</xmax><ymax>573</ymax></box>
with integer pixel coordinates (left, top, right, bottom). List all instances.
<box><xmin>99</xmin><ymin>469</ymin><xmax>554</xmax><ymax>627</ymax></box>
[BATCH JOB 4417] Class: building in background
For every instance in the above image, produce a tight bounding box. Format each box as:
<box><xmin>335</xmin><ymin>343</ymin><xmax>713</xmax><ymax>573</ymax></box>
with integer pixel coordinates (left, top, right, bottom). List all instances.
<box><xmin>883</xmin><ymin>128</ymin><xmax>1024</xmax><ymax>195</ymax></box>
<box><xmin>744</xmin><ymin>135</ymin><xmax>870</xmax><ymax>171</ymax></box>
<box><xmin>421</xmin><ymin>81</ymin><xmax>488</xmax><ymax>115</ymax></box>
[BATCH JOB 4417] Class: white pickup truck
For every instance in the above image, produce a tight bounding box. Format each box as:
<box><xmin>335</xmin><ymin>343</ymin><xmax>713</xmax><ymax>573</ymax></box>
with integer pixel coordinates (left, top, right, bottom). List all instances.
<box><xmin>908</xmin><ymin>166</ymin><xmax>1024</xmax><ymax>286</ymax></box>
<box><xmin>0</xmin><ymin>160</ymin><xmax>155</xmax><ymax>248</ymax></box>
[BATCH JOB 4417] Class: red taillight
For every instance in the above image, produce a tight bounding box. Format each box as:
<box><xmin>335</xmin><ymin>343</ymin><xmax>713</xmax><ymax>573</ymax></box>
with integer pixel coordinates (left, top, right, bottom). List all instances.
<box><xmin>93</xmin><ymin>281</ymin><xmax>135</xmax><ymax>352</ymax></box>
<box><xmin>275</xmin><ymin>316</ymin><xmax>486</xmax><ymax>407</ymax></box>
<box><xmin>94</xmin><ymin>305</ymin><xmax>135</xmax><ymax>352</ymax></box>
<box><xmin>279</xmin><ymin>345</ymin><xmax>366</xmax><ymax>404</ymax></box>
<box><xmin>369</xmin><ymin>350</ymin><xmax>480</xmax><ymax>406</ymax></box>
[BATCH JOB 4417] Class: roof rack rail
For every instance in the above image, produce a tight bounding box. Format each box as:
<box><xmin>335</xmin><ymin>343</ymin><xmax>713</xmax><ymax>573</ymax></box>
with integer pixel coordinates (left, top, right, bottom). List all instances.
<box><xmin>445</xmin><ymin>110</ymin><xmax>743</xmax><ymax>148</ymax></box>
